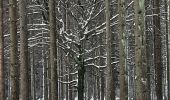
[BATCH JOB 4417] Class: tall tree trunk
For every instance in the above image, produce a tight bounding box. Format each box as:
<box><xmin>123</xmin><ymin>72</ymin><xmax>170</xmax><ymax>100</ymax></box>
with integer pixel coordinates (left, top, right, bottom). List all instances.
<box><xmin>105</xmin><ymin>0</ymin><xmax>115</xmax><ymax>99</ymax></box>
<box><xmin>19</xmin><ymin>0</ymin><xmax>29</xmax><ymax>99</ymax></box>
<box><xmin>118</xmin><ymin>0</ymin><xmax>128</xmax><ymax>99</ymax></box>
<box><xmin>77</xmin><ymin>1</ymin><xmax>85</xmax><ymax>99</ymax></box>
<box><xmin>141</xmin><ymin>0</ymin><xmax>150</xmax><ymax>99</ymax></box>
<box><xmin>0</xmin><ymin>0</ymin><xmax>5</xmax><ymax>99</ymax></box>
<box><xmin>168</xmin><ymin>0</ymin><xmax>170</xmax><ymax>99</ymax></box>
<box><xmin>153</xmin><ymin>0</ymin><xmax>162</xmax><ymax>99</ymax></box>
<box><xmin>145</xmin><ymin>0</ymin><xmax>153</xmax><ymax>99</ymax></box>
<box><xmin>9</xmin><ymin>0</ymin><xmax>19</xmax><ymax>99</ymax></box>
<box><xmin>164</xmin><ymin>1</ymin><xmax>169</xmax><ymax>100</ymax></box>
<box><xmin>134</xmin><ymin>0</ymin><xmax>147</xmax><ymax>100</ymax></box>
<box><xmin>64</xmin><ymin>1</ymin><xmax>69</xmax><ymax>99</ymax></box>
<box><xmin>49</xmin><ymin>0</ymin><xmax>58</xmax><ymax>100</ymax></box>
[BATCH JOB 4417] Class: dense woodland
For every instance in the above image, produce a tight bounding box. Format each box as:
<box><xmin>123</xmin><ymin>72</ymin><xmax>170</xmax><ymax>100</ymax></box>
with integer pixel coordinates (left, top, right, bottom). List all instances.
<box><xmin>0</xmin><ymin>0</ymin><xmax>170</xmax><ymax>100</ymax></box>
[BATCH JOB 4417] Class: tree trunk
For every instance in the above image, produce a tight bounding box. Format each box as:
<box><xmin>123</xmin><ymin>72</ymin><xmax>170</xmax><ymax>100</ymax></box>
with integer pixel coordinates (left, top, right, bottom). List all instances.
<box><xmin>78</xmin><ymin>68</ymin><xmax>85</xmax><ymax>100</ymax></box>
<box><xmin>134</xmin><ymin>0</ymin><xmax>148</xmax><ymax>100</ymax></box>
<box><xmin>59</xmin><ymin>49</ymin><xmax>64</xmax><ymax>100</ymax></box>
<box><xmin>168</xmin><ymin>0</ymin><xmax>170</xmax><ymax>100</ymax></box>
<box><xmin>49</xmin><ymin>0</ymin><xmax>58</xmax><ymax>99</ymax></box>
<box><xmin>163</xmin><ymin>1</ymin><xmax>169</xmax><ymax>100</ymax></box>
<box><xmin>43</xmin><ymin>48</ymin><xmax>48</xmax><ymax>100</ymax></box>
<box><xmin>153</xmin><ymin>0</ymin><xmax>162</xmax><ymax>99</ymax></box>
<box><xmin>48</xmin><ymin>49</ymin><xmax>51</xmax><ymax>100</ymax></box>
<box><xmin>145</xmin><ymin>0</ymin><xmax>153</xmax><ymax>99</ymax></box>
<box><xmin>105</xmin><ymin>0</ymin><xmax>115</xmax><ymax>99</ymax></box>
<box><xmin>64</xmin><ymin>1</ymin><xmax>69</xmax><ymax>99</ymax></box>
<box><xmin>97</xmin><ymin>75</ymin><xmax>100</xmax><ymax>100</ymax></box>
<box><xmin>78</xmin><ymin>54</ymin><xmax>85</xmax><ymax>100</ymax></box>
<box><xmin>77</xmin><ymin>1</ymin><xmax>85</xmax><ymax>99</ymax></box>
<box><xmin>118</xmin><ymin>0</ymin><xmax>128</xmax><ymax>99</ymax></box>
<box><xmin>69</xmin><ymin>73</ymin><xmax>73</xmax><ymax>100</ymax></box>
<box><xmin>9</xmin><ymin>0</ymin><xmax>19</xmax><ymax>99</ymax></box>
<box><xmin>141</xmin><ymin>0</ymin><xmax>150</xmax><ymax>99</ymax></box>
<box><xmin>31</xmin><ymin>48</ymin><xmax>36</xmax><ymax>100</ymax></box>
<box><xmin>19</xmin><ymin>0</ymin><xmax>29</xmax><ymax>99</ymax></box>
<box><xmin>0</xmin><ymin>0</ymin><xmax>5</xmax><ymax>99</ymax></box>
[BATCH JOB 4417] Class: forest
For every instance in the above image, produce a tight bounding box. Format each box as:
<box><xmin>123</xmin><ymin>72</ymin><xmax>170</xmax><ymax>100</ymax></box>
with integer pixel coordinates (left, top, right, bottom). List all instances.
<box><xmin>0</xmin><ymin>0</ymin><xmax>169</xmax><ymax>100</ymax></box>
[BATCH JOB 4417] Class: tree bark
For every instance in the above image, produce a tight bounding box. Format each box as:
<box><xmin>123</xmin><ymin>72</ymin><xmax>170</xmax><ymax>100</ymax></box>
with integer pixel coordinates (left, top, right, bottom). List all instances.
<box><xmin>153</xmin><ymin>0</ymin><xmax>162</xmax><ymax>99</ymax></box>
<box><xmin>31</xmin><ymin>48</ymin><xmax>36</xmax><ymax>100</ymax></box>
<box><xmin>78</xmin><ymin>65</ymin><xmax>85</xmax><ymax>100</ymax></box>
<box><xmin>64</xmin><ymin>1</ymin><xmax>69</xmax><ymax>99</ymax></box>
<box><xmin>43</xmin><ymin>49</ymin><xmax>48</xmax><ymax>100</ymax></box>
<box><xmin>19</xmin><ymin>0</ymin><xmax>29</xmax><ymax>99</ymax></box>
<box><xmin>134</xmin><ymin>0</ymin><xmax>148</xmax><ymax>100</ymax></box>
<box><xmin>49</xmin><ymin>0</ymin><xmax>58</xmax><ymax>99</ymax></box>
<box><xmin>105</xmin><ymin>0</ymin><xmax>115</xmax><ymax>99</ymax></box>
<box><xmin>9</xmin><ymin>0</ymin><xmax>19</xmax><ymax>99</ymax></box>
<box><xmin>145</xmin><ymin>0</ymin><xmax>153</xmax><ymax>99</ymax></box>
<box><xmin>118</xmin><ymin>0</ymin><xmax>128</xmax><ymax>99</ymax></box>
<box><xmin>77</xmin><ymin>48</ymin><xmax>85</xmax><ymax>100</ymax></box>
<box><xmin>168</xmin><ymin>0</ymin><xmax>170</xmax><ymax>100</ymax></box>
<box><xmin>48</xmin><ymin>49</ymin><xmax>51</xmax><ymax>100</ymax></box>
<box><xmin>0</xmin><ymin>0</ymin><xmax>5</xmax><ymax>99</ymax></box>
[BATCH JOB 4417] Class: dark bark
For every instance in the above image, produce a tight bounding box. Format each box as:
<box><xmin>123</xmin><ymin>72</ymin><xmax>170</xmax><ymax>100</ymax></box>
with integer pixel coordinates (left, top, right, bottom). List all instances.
<box><xmin>77</xmin><ymin>48</ymin><xmax>85</xmax><ymax>100</ymax></box>
<box><xmin>78</xmin><ymin>64</ymin><xmax>85</xmax><ymax>100</ymax></box>
<box><xmin>9</xmin><ymin>0</ymin><xmax>19</xmax><ymax>99</ymax></box>
<box><xmin>145</xmin><ymin>0</ymin><xmax>152</xmax><ymax>100</ymax></box>
<box><xmin>105</xmin><ymin>0</ymin><xmax>115</xmax><ymax>99</ymax></box>
<box><xmin>153</xmin><ymin>0</ymin><xmax>162</xmax><ymax>99</ymax></box>
<box><xmin>19</xmin><ymin>0</ymin><xmax>29</xmax><ymax>99</ymax></box>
